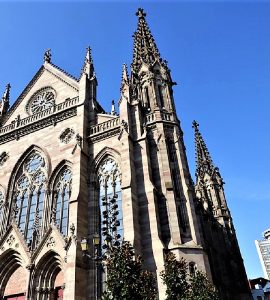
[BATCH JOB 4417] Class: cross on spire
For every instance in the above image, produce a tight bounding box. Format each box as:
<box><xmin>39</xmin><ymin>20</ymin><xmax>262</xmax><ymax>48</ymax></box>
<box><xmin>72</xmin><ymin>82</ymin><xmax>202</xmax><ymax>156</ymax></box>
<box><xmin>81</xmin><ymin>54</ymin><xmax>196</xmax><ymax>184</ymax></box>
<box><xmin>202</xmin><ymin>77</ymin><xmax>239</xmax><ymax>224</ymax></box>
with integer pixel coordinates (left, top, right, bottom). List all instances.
<box><xmin>136</xmin><ymin>8</ymin><xmax>146</xmax><ymax>18</ymax></box>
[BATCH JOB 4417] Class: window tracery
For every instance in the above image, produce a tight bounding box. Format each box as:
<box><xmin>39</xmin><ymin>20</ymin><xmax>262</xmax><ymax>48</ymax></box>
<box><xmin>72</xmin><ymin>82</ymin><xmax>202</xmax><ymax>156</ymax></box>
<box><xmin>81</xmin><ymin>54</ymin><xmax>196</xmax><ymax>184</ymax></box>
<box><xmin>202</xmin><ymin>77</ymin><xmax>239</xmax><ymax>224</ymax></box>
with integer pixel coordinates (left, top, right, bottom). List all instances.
<box><xmin>12</xmin><ymin>152</ymin><xmax>47</xmax><ymax>244</ymax></box>
<box><xmin>0</xmin><ymin>151</ymin><xmax>9</xmax><ymax>167</ymax></box>
<box><xmin>97</xmin><ymin>158</ymin><xmax>123</xmax><ymax>241</ymax></box>
<box><xmin>53</xmin><ymin>167</ymin><xmax>72</xmax><ymax>236</ymax></box>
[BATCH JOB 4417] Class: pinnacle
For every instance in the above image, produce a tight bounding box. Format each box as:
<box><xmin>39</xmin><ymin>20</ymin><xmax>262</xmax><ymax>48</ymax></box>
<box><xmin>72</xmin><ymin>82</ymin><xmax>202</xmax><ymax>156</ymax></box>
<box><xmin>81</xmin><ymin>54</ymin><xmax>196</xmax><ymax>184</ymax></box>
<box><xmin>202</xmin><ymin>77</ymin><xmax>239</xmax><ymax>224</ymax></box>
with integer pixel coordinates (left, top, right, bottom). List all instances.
<box><xmin>80</xmin><ymin>46</ymin><xmax>95</xmax><ymax>79</ymax></box>
<box><xmin>2</xmin><ymin>83</ymin><xmax>11</xmax><ymax>102</ymax></box>
<box><xmin>193</xmin><ymin>121</ymin><xmax>215</xmax><ymax>178</ymax></box>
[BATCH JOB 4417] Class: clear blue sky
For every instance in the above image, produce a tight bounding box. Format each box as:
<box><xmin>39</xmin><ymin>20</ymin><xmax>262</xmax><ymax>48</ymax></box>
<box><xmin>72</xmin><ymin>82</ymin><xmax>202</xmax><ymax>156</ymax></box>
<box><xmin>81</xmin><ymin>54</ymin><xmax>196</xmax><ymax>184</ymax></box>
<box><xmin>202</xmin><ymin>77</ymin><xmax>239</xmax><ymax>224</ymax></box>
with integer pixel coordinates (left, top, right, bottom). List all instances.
<box><xmin>0</xmin><ymin>0</ymin><xmax>270</xmax><ymax>279</ymax></box>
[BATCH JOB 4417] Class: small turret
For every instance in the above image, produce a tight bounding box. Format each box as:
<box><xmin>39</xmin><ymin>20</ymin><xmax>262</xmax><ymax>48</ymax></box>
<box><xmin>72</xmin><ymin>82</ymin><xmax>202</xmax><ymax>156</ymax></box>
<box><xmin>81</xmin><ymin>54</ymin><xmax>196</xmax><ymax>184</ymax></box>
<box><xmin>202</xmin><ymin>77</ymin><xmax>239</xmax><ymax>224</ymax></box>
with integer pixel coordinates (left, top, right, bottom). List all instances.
<box><xmin>0</xmin><ymin>83</ymin><xmax>11</xmax><ymax>117</ymax></box>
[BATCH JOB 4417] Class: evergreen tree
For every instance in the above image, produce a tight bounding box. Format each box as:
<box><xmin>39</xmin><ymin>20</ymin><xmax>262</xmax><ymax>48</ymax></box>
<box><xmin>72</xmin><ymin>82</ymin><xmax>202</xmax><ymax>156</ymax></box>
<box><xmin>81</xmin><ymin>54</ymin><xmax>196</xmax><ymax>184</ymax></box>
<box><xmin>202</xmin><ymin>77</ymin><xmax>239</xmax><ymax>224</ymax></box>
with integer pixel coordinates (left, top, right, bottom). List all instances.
<box><xmin>102</xmin><ymin>240</ymin><xmax>157</xmax><ymax>300</ymax></box>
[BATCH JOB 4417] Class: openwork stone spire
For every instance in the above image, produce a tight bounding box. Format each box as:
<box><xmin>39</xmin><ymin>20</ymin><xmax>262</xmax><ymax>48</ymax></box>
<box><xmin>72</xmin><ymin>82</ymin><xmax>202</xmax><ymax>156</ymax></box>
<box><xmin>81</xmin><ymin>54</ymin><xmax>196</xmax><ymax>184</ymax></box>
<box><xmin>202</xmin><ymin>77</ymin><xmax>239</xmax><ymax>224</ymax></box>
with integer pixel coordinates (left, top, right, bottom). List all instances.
<box><xmin>0</xmin><ymin>83</ymin><xmax>11</xmax><ymax>116</ymax></box>
<box><xmin>192</xmin><ymin>120</ymin><xmax>215</xmax><ymax>178</ymax></box>
<box><xmin>80</xmin><ymin>46</ymin><xmax>95</xmax><ymax>79</ymax></box>
<box><xmin>132</xmin><ymin>8</ymin><xmax>161</xmax><ymax>72</ymax></box>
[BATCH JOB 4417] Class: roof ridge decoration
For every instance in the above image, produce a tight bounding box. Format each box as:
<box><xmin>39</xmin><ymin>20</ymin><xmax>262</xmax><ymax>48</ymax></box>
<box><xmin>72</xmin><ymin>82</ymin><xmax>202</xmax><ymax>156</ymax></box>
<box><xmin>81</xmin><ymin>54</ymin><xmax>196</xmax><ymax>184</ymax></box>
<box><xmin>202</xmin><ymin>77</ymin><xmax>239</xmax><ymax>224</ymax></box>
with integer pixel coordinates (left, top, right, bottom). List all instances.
<box><xmin>192</xmin><ymin>120</ymin><xmax>216</xmax><ymax>178</ymax></box>
<box><xmin>131</xmin><ymin>8</ymin><xmax>162</xmax><ymax>72</ymax></box>
<box><xmin>43</xmin><ymin>49</ymin><xmax>79</xmax><ymax>82</ymax></box>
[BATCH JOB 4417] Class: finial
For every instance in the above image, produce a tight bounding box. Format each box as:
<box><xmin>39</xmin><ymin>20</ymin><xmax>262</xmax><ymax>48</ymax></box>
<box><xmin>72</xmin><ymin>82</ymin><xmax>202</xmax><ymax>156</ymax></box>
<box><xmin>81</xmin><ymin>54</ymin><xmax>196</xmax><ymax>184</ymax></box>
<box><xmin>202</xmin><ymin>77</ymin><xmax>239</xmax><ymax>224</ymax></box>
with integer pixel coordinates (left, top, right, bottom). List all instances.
<box><xmin>111</xmin><ymin>100</ymin><xmax>116</xmax><ymax>115</ymax></box>
<box><xmin>2</xmin><ymin>83</ymin><xmax>11</xmax><ymax>102</ymax></box>
<box><xmin>44</xmin><ymin>49</ymin><xmax>51</xmax><ymax>63</ymax></box>
<box><xmin>192</xmin><ymin>120</ymin><xmax>199</xmax><ymax>130</ymax></box>
<box><xmin>136</xmin><ymin>8</ymin><xmax>146</xmax><ymax>18</ymax></box>
<box><xmin>85</xmin><ymin>46</ymin><xmax>93</xmax><ymax>63</ymax></box>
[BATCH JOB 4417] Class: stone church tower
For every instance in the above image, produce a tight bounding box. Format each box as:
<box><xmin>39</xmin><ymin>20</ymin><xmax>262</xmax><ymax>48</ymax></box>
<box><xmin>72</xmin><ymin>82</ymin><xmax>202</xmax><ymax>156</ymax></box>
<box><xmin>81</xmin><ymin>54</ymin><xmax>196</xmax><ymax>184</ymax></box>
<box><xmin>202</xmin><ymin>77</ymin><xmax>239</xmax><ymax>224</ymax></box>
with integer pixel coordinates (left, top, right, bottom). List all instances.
<box><xmin>0</xmin><ymin>8</ymin><xmax>251</xmax><ymax>300</ymax></box>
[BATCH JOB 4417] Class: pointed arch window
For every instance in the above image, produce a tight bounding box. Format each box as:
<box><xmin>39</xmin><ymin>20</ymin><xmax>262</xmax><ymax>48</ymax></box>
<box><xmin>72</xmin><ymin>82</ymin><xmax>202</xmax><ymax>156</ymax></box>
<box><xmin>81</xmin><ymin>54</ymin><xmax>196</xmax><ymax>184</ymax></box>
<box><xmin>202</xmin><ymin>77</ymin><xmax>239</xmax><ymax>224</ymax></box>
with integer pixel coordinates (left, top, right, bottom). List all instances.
<box><xmin>12</xmin><ymin>152</ymin><xmax>47</xmax><ymax>244</ymax></box>
<box><xmin>0</xmin><ymin>191</ymin><xmax>4</xmax><ymax>235</ymax></box>
<box><xmin>97</xmin><ymin>158</ymin><xmax>123</xmax><ymax>243</ymax></box>
<box><xmin>52</xmin><ymin>167</ymin><xmax>72</xmax><ymax>236</ymax></box>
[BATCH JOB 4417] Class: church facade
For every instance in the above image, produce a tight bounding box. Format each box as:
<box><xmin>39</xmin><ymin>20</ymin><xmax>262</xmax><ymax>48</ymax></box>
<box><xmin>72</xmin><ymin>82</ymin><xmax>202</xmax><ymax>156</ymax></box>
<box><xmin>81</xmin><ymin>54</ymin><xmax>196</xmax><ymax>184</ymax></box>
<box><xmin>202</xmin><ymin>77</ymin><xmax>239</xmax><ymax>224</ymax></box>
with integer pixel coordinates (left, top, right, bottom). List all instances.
<box><xmin>0</xmin><ymin>8</ymin><xmax>251</xmax><ymax>300</ymax></box>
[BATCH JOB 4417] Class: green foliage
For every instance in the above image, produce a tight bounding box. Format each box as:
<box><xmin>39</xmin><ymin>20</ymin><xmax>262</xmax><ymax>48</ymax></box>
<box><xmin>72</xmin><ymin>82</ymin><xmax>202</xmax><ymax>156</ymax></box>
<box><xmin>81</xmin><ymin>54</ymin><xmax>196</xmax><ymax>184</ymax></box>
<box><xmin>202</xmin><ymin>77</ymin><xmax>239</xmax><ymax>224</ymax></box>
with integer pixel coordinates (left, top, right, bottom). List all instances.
<box><xmin>102</xmin><ymin>241</ymin><xmax>157</xmax><ymax>300</ymax></box>
<box><xmin>160</xmin><ymin>252</ymin><xmax>190</xmax><ymax>300</ymax></box>
<box><xmin>189</xmin><ymin>270</ymin><xmax>219</xmax><ymax>300</ymax></box>
<box><xmin>161</xmin><ymin>252</ymin><xmax>219</xmax><ymax>300</ymax></box>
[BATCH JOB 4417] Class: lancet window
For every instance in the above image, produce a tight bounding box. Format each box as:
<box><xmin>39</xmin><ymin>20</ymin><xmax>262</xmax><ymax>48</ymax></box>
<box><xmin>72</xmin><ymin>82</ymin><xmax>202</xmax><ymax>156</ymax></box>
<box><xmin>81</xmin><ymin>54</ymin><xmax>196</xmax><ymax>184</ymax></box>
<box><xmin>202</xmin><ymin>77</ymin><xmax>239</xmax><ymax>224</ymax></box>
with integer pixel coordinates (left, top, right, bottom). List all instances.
<box><xmin>98</xmin><ymin>158</ymin><xmax>123</xmax><ymax>243</ymax></box>
<box><xmin>52</xmin><ymin>166</ymin><xmax>72</xmax><ymax>236</ymax></box>
<box><xmin>0</xmin><ymin>191</ymin><xmax>4</xmax><ymax>235</ymax></box>
<box><xmin>12</xmin><ymin>152</ymin><xmax>47</xmax><ymax>244</ymax></box>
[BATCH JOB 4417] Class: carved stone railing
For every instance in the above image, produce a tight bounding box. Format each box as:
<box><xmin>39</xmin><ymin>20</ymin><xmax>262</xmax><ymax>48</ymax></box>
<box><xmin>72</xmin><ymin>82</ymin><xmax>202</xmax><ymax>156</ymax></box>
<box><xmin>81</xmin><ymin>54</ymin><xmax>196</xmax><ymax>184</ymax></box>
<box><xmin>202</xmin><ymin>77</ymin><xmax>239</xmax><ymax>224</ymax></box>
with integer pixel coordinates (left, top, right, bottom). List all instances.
<box><xmin>145</xmin><ymin>111</ymin><xmax>173</xmax><ymax>124</ymax></box>
<box><xmin>145</xmin><ymin>112</ymin><xmax>155</xmax><ymax>124</ymax></box>
<box><xmin>0</xmin><ymin>96</ymin><xmax>79</xmax><ymax>136</ymax></box>
<box><xmin>90</xmin><ymin>117</ymin><xmax>120</xmax><ymax>136</ymax></box>
<box><xmin>161</xmin><ymin>111</ymin><xmax>172</xmax><ymax>121</ymax></box>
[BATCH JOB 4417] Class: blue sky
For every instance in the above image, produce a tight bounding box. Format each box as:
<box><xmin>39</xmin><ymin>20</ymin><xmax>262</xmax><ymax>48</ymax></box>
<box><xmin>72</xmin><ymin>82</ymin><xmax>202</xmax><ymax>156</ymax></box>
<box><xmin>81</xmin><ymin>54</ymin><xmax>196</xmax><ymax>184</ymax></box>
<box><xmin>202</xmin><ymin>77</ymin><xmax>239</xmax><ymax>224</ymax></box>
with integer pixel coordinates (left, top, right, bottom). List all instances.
<box><xmin>0</xmin><ymin>1</ymin><xmax>270</xmax><ymax>279</ymax></box>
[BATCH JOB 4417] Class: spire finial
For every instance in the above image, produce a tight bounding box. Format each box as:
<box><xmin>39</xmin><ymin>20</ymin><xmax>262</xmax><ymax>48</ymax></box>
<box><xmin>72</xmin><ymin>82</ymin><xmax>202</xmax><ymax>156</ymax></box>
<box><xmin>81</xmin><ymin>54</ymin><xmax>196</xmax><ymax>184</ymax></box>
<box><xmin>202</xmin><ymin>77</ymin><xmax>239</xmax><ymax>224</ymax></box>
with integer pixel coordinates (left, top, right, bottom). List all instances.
<box><xmin>136</xmin><ymin>8</ymin><xmax>146</xmax><ymax>18</ymax></box>
<box><xmin>192</xmin><ymin>120</ymin><xmax>199</xmax><ymax>130</ymax></box>
<box><xmin>44</xmin><ymin>49</ymin><xmax>51</xmax><ymax>63</ymax></box>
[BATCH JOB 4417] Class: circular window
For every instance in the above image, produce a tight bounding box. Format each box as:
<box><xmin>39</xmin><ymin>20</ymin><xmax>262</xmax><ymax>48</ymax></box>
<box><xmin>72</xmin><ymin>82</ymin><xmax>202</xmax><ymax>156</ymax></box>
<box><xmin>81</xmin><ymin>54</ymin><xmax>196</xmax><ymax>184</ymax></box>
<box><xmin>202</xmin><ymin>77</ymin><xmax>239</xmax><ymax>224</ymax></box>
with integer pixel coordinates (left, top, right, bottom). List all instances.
<box><xmin>28</xmin><ymin>87</ymin><xmax>56</xmax><ymax>115</ymax></box>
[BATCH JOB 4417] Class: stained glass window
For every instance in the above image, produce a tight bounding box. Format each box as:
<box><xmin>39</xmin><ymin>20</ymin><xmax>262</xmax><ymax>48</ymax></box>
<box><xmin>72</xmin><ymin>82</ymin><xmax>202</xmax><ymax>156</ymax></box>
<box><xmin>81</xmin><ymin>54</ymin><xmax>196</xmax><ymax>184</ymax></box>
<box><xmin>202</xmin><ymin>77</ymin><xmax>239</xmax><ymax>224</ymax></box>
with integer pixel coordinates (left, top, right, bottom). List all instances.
<box><xmin>12</xmin><ymin>152</ymin><xmax>46</xmax><ymax>244</ymax></box>
<box><xmin>98</xmin><ymin>158</ymin><xmax>123</xmax><ymax>242</ymax></box>
<box><xmin>53</xmin><ymin>167</ymin><xmax>72</xmax><ymax>236</ymax></box>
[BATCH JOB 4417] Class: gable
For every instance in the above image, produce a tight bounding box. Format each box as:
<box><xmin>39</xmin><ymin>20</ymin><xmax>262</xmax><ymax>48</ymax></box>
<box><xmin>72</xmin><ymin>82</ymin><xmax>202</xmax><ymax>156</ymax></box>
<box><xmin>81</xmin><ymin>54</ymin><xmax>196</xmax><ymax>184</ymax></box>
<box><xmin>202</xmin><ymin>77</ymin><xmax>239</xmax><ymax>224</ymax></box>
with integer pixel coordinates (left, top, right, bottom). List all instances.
<box><xmin>3</xmin><ymin>63</ymin><xmax>79</xmax><ymax>126</ymax></box>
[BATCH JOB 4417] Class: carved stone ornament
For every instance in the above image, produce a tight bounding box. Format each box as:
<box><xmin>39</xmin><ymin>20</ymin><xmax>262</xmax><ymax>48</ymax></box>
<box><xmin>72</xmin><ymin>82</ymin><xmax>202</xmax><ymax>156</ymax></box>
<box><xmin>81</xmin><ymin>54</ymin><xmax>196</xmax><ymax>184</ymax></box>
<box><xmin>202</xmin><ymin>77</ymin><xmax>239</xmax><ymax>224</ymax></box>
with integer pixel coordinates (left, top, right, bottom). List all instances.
<box><xmin>46</xmin><ymin>236</ymin><xmax>56</xmax><ymax>247</ymax></box>
<box><xmin>59</xmin><ymin>128</ymin><xmax>75</xmax><ymax>144</ymax></box>
<box><xmin>0</xmin><ymin>151</ymin><xmax>9</xmax><ymax>167</ymax></box>
<box><xmin>7</xmin><ymin>235</ymin><xmax>15</xmax><ymax>246</ymax></box>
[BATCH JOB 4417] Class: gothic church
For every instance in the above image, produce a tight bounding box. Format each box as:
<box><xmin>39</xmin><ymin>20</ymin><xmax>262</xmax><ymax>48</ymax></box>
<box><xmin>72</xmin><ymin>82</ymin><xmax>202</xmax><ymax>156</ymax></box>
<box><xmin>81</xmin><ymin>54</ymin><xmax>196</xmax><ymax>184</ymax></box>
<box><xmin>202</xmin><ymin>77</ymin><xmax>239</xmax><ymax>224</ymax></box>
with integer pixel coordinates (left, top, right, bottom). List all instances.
<box><xmin>0</xmin><ymin>8</ymin><xmax>251</xmax><ymax>300</ymax></box>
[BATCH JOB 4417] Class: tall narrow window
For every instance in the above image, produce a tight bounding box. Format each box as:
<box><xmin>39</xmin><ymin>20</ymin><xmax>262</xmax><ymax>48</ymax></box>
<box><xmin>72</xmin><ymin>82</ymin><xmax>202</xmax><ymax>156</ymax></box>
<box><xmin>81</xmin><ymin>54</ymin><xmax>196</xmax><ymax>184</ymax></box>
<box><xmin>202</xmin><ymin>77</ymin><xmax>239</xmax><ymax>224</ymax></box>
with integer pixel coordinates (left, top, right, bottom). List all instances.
<box><xmin>158</xmin><ymin>85</ymin><xmax>165</xmax><ymax>108</ymax></box>
<box><xmin>98</xmin><ymin>158</ymin><xmax>123</xmax><ymax>243</ymax></box>
<box><xmin>144</xmin><ymin>86</ymin><xmax>150</xmax><ymax>108</ymax></box>
<box><xmin>12</xmin><ymin>152</ymin><xmax>47</xmax><ymax>244</ymax></box>
<box><xmin>53</xmin><ymin>167</ymin><xmax>72</xmax><ymax>236</ymax></box>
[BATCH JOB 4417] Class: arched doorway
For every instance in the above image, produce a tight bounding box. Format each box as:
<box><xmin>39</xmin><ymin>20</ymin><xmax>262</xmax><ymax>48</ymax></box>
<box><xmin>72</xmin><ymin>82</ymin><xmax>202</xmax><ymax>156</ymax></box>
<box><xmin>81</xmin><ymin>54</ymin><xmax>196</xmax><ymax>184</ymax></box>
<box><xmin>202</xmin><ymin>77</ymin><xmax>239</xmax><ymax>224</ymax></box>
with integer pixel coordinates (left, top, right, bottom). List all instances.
<box><xmin>31</xmin><ymin>250</ymin><xmax>64</xmax><ymax>299</ymax></box>
<box><xmin>0</xmin><ymin>250</ymin><xmax>26</xmax><ymax>300</ymax></box>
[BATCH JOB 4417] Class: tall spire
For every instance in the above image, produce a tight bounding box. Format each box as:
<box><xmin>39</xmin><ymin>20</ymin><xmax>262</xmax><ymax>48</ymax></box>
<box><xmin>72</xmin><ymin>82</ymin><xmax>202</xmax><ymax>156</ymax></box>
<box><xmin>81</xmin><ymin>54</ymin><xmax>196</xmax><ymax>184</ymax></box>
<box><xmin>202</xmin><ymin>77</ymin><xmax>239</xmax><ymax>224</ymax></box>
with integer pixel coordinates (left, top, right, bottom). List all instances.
<box><xmin>0</xmin><ymin>83</ymin><xmax>11</xmax><ymax>117</ymax></box>
<box><xmin>80</xmin><ymin>46</ymin><xmax>95</xmax><ymax>79</ymax></box>
<box><xmin>132</xmin><ymin>8</ymin><xmax>161</xmax><ymax>72</ymax></box>
<box><xmin>192</xmin><ymin>120</ymin><xmax>215</xmax><ymax>178</ymax></box>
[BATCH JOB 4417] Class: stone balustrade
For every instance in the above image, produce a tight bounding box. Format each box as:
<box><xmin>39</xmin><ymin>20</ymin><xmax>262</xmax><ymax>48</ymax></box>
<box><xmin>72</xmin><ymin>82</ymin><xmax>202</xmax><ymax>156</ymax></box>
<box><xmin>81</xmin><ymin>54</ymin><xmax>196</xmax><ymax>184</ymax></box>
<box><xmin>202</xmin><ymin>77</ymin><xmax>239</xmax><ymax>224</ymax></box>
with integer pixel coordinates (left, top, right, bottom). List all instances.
<box><xmin>0</xmin><ymin>96</ymin><xmax>79</xmax><ymax>136</ymax></box>
<box><xmin>90</xmin><ymin>117</ymin><xmax>120</xmax><ymax>135</ymax></box>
